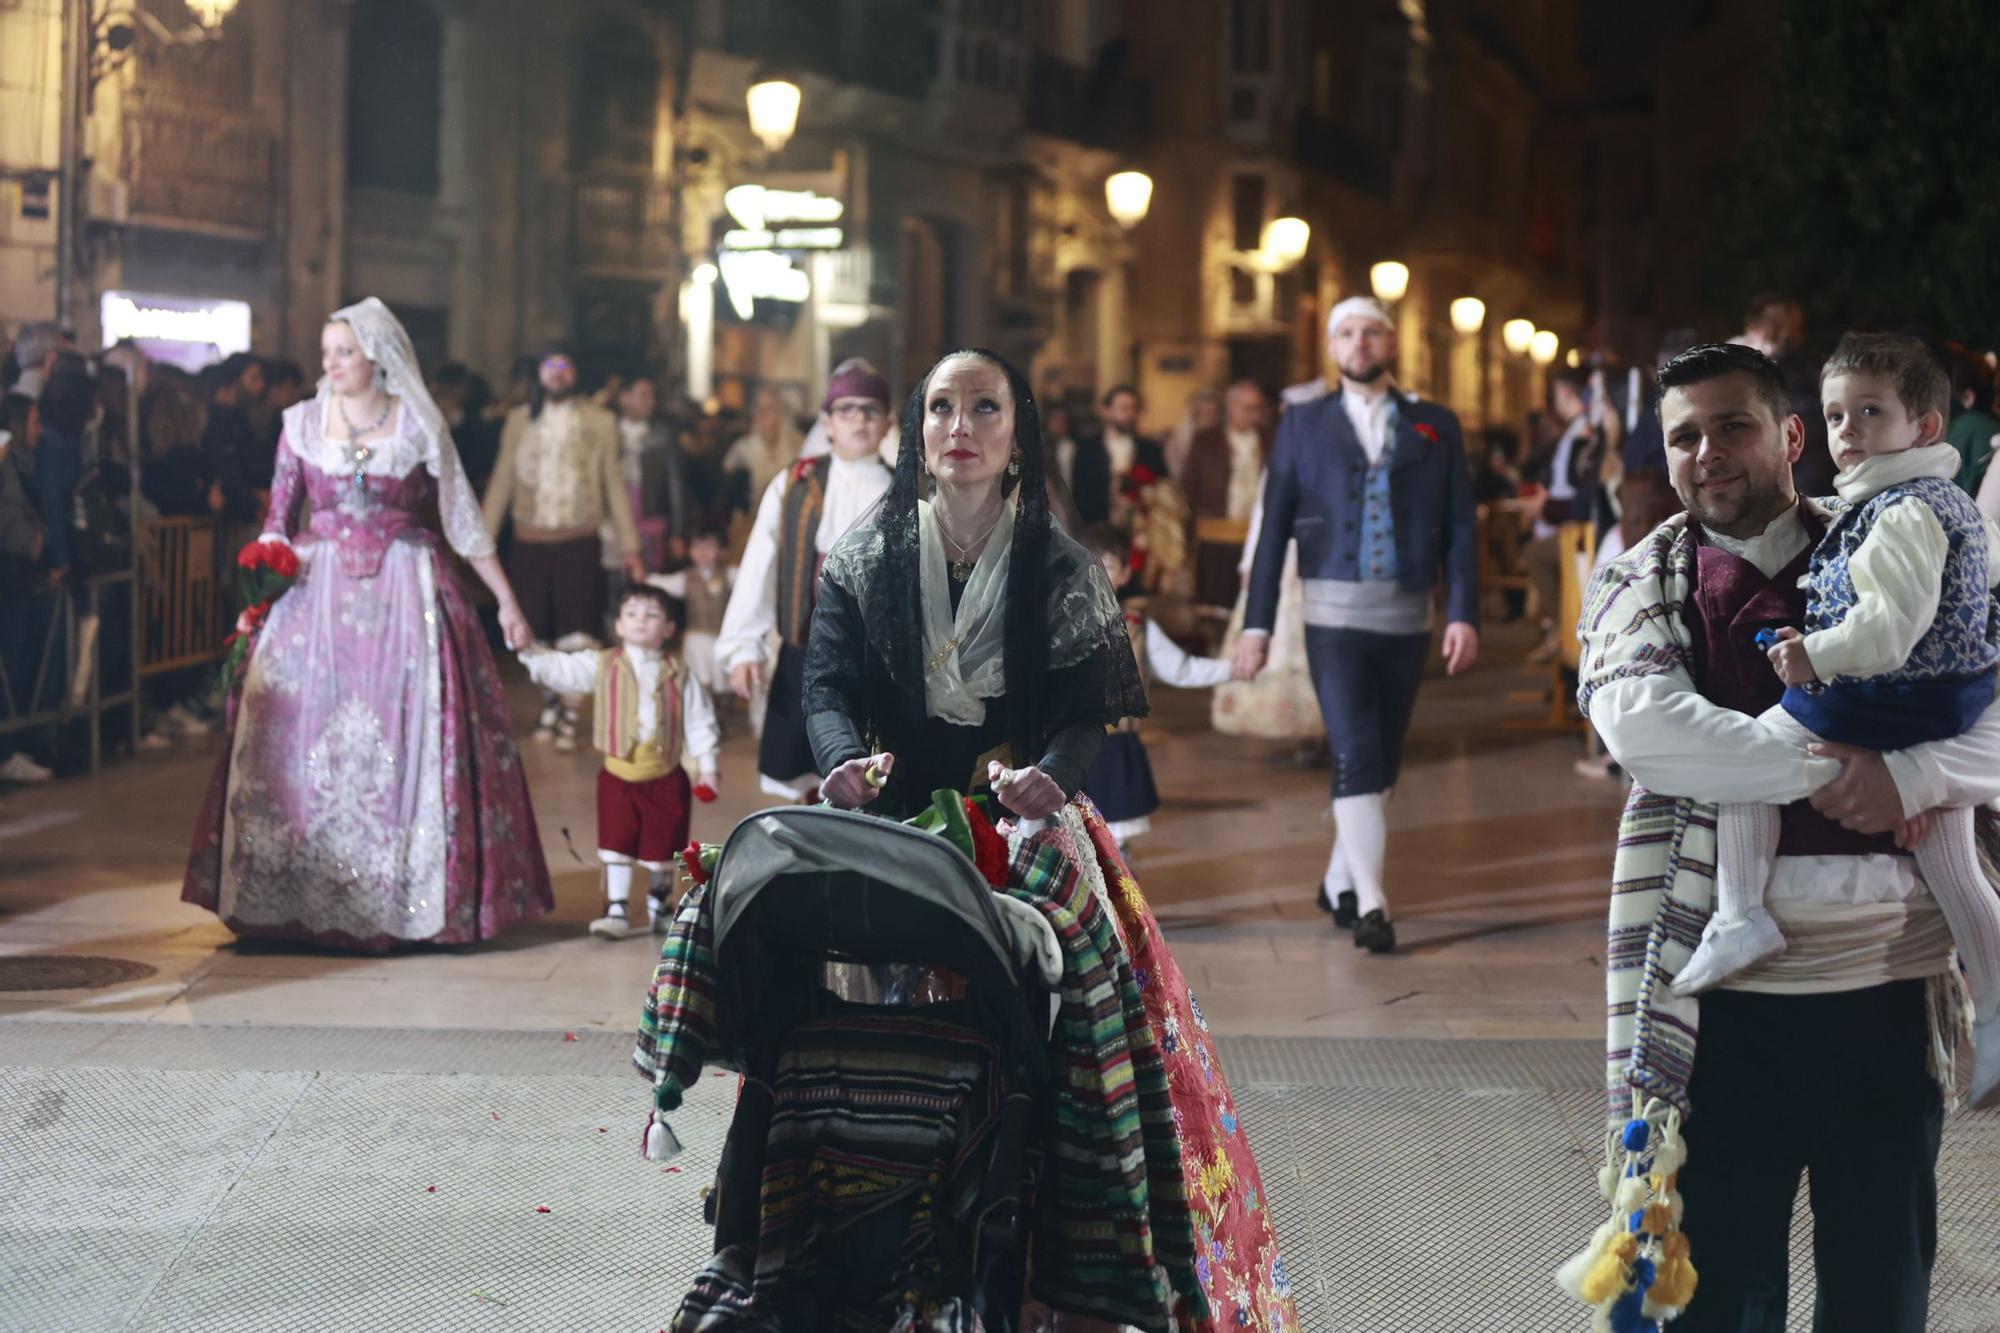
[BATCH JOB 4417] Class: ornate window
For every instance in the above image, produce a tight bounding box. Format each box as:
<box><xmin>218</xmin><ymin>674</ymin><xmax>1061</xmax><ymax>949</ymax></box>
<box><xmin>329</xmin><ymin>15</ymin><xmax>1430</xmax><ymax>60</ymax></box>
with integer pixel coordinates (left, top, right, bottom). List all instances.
<box><xmin>347</xmin><ymin>0</ymin><xmax>443</xmax><ymax>195</ymax></box>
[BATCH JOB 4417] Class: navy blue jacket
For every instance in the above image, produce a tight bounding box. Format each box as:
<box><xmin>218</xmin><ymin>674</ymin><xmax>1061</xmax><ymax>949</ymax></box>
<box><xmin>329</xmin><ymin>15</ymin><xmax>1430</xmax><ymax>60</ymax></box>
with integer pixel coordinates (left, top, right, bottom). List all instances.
<box><xmin>1245</xmin><ymin>388</ymin><xmax>1480</xmax><ymax>632</ymax></box>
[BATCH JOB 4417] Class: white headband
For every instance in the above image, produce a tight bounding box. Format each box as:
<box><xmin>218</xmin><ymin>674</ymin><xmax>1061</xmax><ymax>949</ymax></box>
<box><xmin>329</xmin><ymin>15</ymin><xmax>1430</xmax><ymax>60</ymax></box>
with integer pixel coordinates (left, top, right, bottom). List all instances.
<box><xmin>1326</xmin><ymin>295</ymin><xmax>1394</xmax><ymax>336</ymax></box>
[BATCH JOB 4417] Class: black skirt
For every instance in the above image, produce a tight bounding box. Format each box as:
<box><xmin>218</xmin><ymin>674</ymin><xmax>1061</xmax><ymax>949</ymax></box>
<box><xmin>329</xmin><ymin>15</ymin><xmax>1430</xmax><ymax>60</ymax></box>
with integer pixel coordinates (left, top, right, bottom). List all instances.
<box><xmin>1084</xmin><ymin>730</ymin><xmax>1159</xmax><ymax>823</ymax></box>
<box><xmin>759</xmin><ymin>641</ymin><xmax>821</xmax><ymax>785</ymax></box>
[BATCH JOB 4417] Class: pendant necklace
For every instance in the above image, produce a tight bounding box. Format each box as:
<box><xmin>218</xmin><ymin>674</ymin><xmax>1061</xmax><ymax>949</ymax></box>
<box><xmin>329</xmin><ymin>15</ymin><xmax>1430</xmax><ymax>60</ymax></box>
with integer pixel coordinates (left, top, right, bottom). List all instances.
<box><xmin>337</xmin><ymin>393</ymin><xmax>394</xmax><ymax>495</ymax></box>
<box><xmin>939</xmin><ymin>506</ymin><xmax>1003</xmax><ymax>582</ymax></box>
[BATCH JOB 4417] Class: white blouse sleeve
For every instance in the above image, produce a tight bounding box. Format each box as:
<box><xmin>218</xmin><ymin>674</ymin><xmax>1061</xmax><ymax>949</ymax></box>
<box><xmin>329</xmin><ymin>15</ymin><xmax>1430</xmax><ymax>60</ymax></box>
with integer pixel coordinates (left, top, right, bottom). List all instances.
<box><xmin>518</xmin><ymin>647</ymin><xmax>598</xmax><ymax>695</ymax></box>
<box><xmin>714</xmin><ymin>472</ymin><xmax>788</xmax><ymax>671</ymax></box>
<box><xmin>1799</xmin><ymin>498</ymin><xmax>1946</xmax><ymax>682</ymax></box>
<box><xmin>681</xmin><ymin>675</ymin><xmax>721</xmax><ymax>773</ymax></box>
<box><xmin>429</xmin><ymin>418</ymin><xmax>497</xmax><ymax>561</ymax></box>
<box><xmin>1586</xmin><ymin>674</ymin><xmax>1840</xmax><ymax>804</ymax></box>
<box><xmin>1145</xmin><ymin>619</ymin><xmax>1232</xmax><ymax>689</ymax></box>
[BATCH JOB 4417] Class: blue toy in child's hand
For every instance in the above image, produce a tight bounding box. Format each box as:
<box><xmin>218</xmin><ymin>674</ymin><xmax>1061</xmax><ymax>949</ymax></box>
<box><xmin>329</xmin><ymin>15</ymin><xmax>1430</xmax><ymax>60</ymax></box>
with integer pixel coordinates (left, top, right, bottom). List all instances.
<box><xmin>1755</xmin><ymin>628</ymin><xmax>1782</xmax><ymax>650</ymax></box>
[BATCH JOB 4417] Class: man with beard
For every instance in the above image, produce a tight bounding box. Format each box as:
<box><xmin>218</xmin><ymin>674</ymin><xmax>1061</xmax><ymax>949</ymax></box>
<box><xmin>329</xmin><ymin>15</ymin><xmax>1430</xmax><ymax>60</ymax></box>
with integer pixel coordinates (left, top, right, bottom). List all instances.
<box><xmin>1233</xmin><ymin>296</ymin><xmax>1480</xmax><ymax>954</ymax></box>
<box><xmin>1575</xmin><ymin>342</ymin><xmax>2000</xmax><ymax>1329</ymax></box>
<box><xmin>716</xmin><ymin>363</ymin><xmax>894</xmax><ymax>801</ymax></box>
<box><xmin>484</xmin><ymin>341</ymin><xmax>645</xmax><ymax>749</ymax></box>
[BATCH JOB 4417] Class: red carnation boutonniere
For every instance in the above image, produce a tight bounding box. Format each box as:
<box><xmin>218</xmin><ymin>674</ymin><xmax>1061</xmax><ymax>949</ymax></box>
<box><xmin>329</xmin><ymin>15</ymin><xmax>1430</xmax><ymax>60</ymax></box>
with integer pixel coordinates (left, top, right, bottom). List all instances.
<box><xmin>962</xmin><ymin>799</ymin><xmax>1011</xmax><ymax>888</ymax></box>
<box><xmin>792</xmin><ymin>458</ymin><xmax>817</xmax><ymax>484</ymax></box>
<box><xmin>1413</xmin><ymin>421</ymin><xmax>1439</xmax><ymax>445</ymax></box>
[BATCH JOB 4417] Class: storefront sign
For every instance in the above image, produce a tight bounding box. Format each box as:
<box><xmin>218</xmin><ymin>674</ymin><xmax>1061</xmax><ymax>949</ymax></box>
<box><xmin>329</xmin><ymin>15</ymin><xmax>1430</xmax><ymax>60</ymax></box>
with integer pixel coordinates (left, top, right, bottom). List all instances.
<box><xmin>100</xmin><ymin>291</ymin><xmax>252</xmax><ymax>357</ymax></box>
<box><xmin>713</xmin><ymin>183</ymin><xmax>846</xmax><ymax>322</ymax></box>
<box><xmin>717</xmin><ymin>250</ymin><xmax>811</xmax><ymax>321</ymax></box>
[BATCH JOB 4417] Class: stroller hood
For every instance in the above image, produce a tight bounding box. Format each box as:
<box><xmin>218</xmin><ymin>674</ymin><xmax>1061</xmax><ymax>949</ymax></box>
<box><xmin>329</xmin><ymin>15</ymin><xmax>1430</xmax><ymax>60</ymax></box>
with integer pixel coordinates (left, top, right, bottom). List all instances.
<box><xmin>708</xmin><ymin>804</ymin><xmax>1025</xmax><ymax>987</ymax></box>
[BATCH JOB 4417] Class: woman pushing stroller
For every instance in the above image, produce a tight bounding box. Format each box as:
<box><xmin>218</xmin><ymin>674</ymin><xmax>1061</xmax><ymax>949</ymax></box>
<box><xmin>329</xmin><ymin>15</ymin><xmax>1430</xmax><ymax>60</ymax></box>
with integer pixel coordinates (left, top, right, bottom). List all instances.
<box><xmin>800</xmin><ymin>349</ymin><xmax>1297</xmax><ymax>1331</ymax></box>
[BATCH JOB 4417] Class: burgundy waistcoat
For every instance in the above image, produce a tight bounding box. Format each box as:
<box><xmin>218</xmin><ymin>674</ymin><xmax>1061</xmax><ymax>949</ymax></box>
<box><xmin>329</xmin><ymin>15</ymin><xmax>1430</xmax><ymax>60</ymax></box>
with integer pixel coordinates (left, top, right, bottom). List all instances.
<box><xmin>1684</xmin><ymin>516</ymin><xmax>1901</xmax><ymax>858</ymax></box>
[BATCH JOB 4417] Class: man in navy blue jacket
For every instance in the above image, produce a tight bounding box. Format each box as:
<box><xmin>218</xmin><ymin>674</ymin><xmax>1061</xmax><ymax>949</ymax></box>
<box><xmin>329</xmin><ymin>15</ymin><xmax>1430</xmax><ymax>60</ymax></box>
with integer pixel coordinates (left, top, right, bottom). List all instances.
<box><xmin>1233</xmin><ymin>295</ymin><xmax>1480</xmax><ymax>952</ymax></box>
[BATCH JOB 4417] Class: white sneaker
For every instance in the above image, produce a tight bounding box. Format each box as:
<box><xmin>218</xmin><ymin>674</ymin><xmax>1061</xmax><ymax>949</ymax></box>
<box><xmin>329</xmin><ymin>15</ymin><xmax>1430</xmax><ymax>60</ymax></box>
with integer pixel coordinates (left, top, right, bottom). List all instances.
<box><xmin>0</xmin><ymin>753</ymin><xmax>53</xmax><ymax>783</ymax></box>
<box><xmin>1673</xmin><ymin>909</ymin><xmax>1787</xmax><ymax>996</ymax></box>
<box><xmin>164</xmin><ymin>704</ymin><xmax>213</xmax><ymax>736</ymax></box>
<box><xmin>137</xmin><ymin>728</ymin><xmax>174</xmax><ymax>751</ymax></box>
<box><xmin>589</xmin><ymin>907</ymin><xmax>640</xmax><ymax>939</ymax></box>
<box><xmin>533</xmin><ymin>703</ymin><xmax>559</xmax><ymax>742</ymax></box>
<box><xmin>1970</xmin><ymin>1013</ymin><xmax>2000</xmax><ymax>1111</ymax></box>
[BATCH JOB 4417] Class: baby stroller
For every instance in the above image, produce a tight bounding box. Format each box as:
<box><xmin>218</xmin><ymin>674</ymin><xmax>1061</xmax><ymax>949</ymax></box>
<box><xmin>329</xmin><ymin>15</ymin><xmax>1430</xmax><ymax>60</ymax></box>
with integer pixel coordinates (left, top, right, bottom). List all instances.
<box><xmin>670</xmin><ymin>803</ymin><xmax>1059</xmax><ymax>1333</ymax></box>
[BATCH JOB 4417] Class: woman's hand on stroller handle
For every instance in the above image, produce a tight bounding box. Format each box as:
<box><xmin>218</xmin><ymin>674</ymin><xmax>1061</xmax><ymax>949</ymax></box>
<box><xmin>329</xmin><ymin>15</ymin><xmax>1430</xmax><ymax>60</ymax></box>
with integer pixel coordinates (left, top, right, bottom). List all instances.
<box><xmin>823</xmin><ymin>752</ymin><xmax>894</xmax><ymax>808</ymax></box>
<box><xmin>989</xmin><ymin>761</ymin><xmax>1065</xmax><ymax>820</ymax></box>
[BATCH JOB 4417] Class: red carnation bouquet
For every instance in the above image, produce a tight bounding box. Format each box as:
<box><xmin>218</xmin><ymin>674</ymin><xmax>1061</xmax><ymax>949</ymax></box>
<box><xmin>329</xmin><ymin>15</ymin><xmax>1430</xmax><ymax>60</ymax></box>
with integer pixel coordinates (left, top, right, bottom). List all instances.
<box><xmin>221</xmin><ymin>539</ymin><xmax>301</xmax><ymax>691</ymax></box>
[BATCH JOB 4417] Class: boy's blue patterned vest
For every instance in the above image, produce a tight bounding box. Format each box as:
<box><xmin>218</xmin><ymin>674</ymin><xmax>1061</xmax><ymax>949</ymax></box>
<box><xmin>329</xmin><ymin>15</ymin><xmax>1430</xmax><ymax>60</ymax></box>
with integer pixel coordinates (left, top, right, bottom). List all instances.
<box><xmin>1357</xmin><ymin>404</ymin><xmax>1398</xmax><ymax>581</ymax></box>
<box><xmin>1804</xmin><ymin>476</ymin><xmax>1999</xmax><ymax>684</ymax></box>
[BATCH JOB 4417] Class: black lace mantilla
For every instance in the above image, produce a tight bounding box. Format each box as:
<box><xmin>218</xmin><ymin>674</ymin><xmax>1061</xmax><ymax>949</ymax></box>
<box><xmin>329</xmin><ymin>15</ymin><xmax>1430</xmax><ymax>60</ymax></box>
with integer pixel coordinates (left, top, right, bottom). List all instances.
<box><xmin>817</xmin><ymin>507</ymin><xmax>1149</xmax><ymax>739</ymax></box>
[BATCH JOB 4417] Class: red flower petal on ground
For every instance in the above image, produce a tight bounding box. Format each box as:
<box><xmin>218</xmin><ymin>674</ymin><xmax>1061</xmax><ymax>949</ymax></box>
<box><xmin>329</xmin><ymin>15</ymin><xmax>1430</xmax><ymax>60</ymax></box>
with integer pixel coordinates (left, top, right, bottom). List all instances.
<box><xmin>1414</xmin><ymin>421</ymin><xmax>1439</xmax><ymax>443</ymax></box>
<box><xmin>535</xmin><ymin>1206</ymin><xmax>550</xmax><ymax>1214</ymax></box>
<box><xmin>963</xmin><ymin>799</ymin><xmax>1011</xmax><ymax>887</ymax></box>
<box><xmin>563</xmin><ymin>1032</ymin><xmax>576</xmax><ymax>1042</ymax></box>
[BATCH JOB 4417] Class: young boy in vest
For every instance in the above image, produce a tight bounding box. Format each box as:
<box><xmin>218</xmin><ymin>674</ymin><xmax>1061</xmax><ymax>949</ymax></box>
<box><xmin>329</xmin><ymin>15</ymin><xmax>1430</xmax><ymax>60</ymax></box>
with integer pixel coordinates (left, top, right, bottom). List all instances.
<box><xmin>1678</xmin><ymin>333</ymin><xmax>2000</xmax><ymax>1103</ymax></box>
<box><xmin>520</xmin><ymin>585</ymin><xmax>721</xmax><ymax>938</ymax></box>
<box><xmin>1079</xmin><ymin>523</ymin><xmax>1233</xmax><ymax>858</ymax></box>
<box><xmin>646</xmin><ymin>529</ymin><xmax>732</xmax><ymax>699</ymax></box>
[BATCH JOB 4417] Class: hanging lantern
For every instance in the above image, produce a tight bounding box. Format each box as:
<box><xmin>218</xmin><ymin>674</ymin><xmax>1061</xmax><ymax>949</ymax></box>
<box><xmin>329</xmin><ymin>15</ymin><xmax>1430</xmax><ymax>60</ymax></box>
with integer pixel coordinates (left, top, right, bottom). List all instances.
<box><xmin>184</xmin><ymin>0</ymin><xmax>239</xmax><ymax>27</ymax></box>
<box><xmin>1529</xmin><ymin>329</ymin><xmax>1560</xmax><ymax>365</ymax></box>
<box><xmin>1105</xmin><ymin>171</ymin><xmax>1154</xmax><ymax>228</ymax></box>
<box><xmin>746</xmin><ymin>77</ymin><xmax>803</xmax><ymax>153</ymax></box>
<box><xmin>1449</xmin><ymin>297</ymin><xmax>1486</xmax><ymax>335</ymax></box>
<box><xmin>1369</xmin><ymin>260</ymin><xmax>1409</xmax><ymax>302</ymax></box>
<box><xmin>1259</xmin><ymin>216</ymin><xmax>1310</xmax><ymax>269</ymax></box>
<box><xmin>1502</xmin><ymin>318</ymin><xmax>1535</xmax><ymax>356</ymax></box>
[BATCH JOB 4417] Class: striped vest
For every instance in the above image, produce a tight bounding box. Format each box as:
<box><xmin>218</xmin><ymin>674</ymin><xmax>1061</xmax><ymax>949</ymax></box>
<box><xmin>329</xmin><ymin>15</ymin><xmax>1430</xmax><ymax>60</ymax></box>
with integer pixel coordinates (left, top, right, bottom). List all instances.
<box><xmin>592</xmin><ymin>647</ymin><xmax>684</xmax><ymax>782</ymax></box>
<box><xmin>775</xmin><ymin>457</ymin><xmax>831</xmax><ymax>648</ymax></box>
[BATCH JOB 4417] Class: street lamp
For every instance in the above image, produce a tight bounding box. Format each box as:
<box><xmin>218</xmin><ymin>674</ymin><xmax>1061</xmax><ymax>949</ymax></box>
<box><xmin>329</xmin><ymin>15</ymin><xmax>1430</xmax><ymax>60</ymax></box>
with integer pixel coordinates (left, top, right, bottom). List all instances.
<box><xmin>1529</xmin><ymin>329</ymin><xmax>1560</xmax><ymax>366</ymax></box>
<box><xmin>746</xmin><ymin>75</ymin><xmax>802</xmax><ymax>153</ymax></box>
<box><xmin>1502</xmin><ymin>318</ymin><xmax>1535</xmax><ymax>356</ymax></box>
<box><xmin>1448</xmin><ymin>297</ymin><xmax>1485</xmax><ymax>335</ymax></box>
<box><xmin>1259</xmin><ymin>216</ymin><xmax>1310</xmax><ymax>270</ymax></box>
<box><xmin>1369</xmin><ymin>261</ymin><xmax>1409</xmax><ymax>303</ymax></box>
<box><xmin>183</xmin><ymin>0</ymin><xmax>238</xmax><ymax>27</ymax></box>
<box><xmin>1105</xmin><ymin>170</ymin><xmax>1153</xmax><ymax>228</ymax></box>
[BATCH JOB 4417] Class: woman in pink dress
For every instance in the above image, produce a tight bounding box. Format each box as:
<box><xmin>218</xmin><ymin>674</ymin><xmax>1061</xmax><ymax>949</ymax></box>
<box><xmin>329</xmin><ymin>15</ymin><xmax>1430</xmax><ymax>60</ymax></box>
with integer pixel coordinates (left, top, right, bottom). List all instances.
<box><xmin>183</xmin><ymin>298</ymin><xmax>553</xmax><ymax>950</ymax></box>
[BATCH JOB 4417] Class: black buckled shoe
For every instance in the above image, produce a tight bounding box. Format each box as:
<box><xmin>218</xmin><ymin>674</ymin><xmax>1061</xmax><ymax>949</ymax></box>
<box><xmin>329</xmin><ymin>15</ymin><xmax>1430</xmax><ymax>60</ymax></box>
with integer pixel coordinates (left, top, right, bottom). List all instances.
<box><xmin>1315</xmin><ymin>887</ymin><xmax>1359</xmax><ymax>928</ymax></box>
<box><xmin>1353</xmin><ymin>909</ymin><xmax>1396</xmax><ymax>954</ymax></box>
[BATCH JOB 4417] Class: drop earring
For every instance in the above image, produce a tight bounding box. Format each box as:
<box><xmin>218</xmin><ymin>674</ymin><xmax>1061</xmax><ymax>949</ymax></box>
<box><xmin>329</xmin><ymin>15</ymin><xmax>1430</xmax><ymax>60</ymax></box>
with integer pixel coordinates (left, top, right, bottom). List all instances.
<box><xmin>1007</xmin><ymin>449</ymin><xmax>1021</xmax><ymax>477</ymax></box>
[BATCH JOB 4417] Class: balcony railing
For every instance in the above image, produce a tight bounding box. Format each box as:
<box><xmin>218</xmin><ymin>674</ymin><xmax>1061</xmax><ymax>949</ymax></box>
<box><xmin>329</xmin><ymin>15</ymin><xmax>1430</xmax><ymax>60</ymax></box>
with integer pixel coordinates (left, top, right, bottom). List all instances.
<box><xmin>573</xmin><ymin>173</ymin><xmax>677</xmax><ymax>274</ymax></box>
<box><xmin>1023</xmin><ymin>53</ymin><xmax>1149</xmax><ymax>148</ymax></box>
<box><xmin>723</xmin><ymin>0</ymin><xmax>938</xmax><ymax>98</ymax></box>
<box><xmin>1293</xmin><ymin>112</ymin><xmax>1393</xmax><ymax>198</ymax></box>
<box><xmin>122</xmin><ymin>104</ymin><xmax>274</xmax><ymax>236</ymax></box>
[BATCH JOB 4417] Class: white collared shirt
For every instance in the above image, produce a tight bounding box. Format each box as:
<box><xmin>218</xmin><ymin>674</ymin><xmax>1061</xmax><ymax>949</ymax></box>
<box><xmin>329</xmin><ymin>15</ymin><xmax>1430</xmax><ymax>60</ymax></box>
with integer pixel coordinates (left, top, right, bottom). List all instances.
<box><xmin>715</xmin><ymin>453</ymin><xmax>892</xmax><ymax>671</ymax></box>
<box><xmin>1104</xmin><ymin>427</ymin><xmax>1136</xmax><ymax>478</ymax></box>
<box><xmin>1341</xmin><ymin>386</ymin><xmax>1394</xmax><ymax>466</ymax></box>
<box><xmin>1224</xmin><ymin>427</ymin><xmax>1263</xmax><ymax>520</ymax></box>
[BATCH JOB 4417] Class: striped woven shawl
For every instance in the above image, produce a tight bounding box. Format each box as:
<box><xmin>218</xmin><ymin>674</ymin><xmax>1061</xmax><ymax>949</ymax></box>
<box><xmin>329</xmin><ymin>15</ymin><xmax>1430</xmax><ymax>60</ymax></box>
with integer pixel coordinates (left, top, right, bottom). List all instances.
<box><xmin>1575</xmin><ymin>512</ymin><xmax>1719</xmax><ymax>1124</ymax></box>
